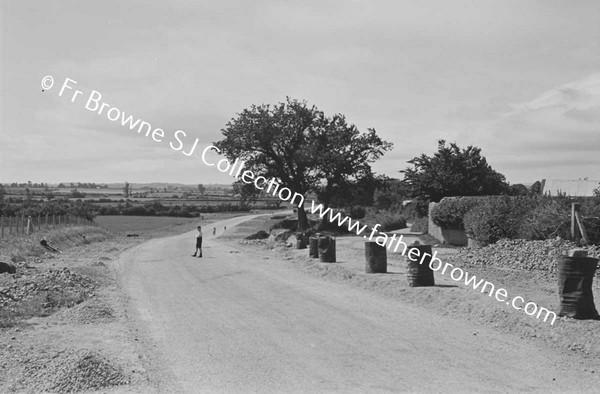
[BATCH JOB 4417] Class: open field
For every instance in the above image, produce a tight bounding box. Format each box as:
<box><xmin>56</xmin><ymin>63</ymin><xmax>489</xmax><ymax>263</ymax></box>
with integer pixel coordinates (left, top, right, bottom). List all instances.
<box><xmin>94</xmin><ymin>212</ymin><xmax>252</xmax><ymax>235</ymax></box>
<box><xmin>95</xmin><ymin>215</ymin><xmax>200</xmax><ymax>233</ymax></box>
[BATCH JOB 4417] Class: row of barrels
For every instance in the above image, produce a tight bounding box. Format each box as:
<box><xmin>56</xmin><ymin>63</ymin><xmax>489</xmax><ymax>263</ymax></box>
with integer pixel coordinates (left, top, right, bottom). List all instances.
<box><xmin>296</xmin><ymin>232</ymin><xmax>600</xmax><ymax>320</ymax></box>
<box><xmin>296</xmin><ymin>233</ymin><xmax>337</xmax><ymax>262</ymax></box>
<box><xmin>296</xmin><ymin>232</ymin><xmax>434</xmax><ymax>287</ymax></box>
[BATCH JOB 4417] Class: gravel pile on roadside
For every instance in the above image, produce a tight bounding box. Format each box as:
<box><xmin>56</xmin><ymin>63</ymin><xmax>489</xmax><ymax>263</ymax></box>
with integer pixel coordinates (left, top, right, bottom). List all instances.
<box><xmin>447</xmin><ymin>238</ymin><xmax>600</xmax><ymax>277</ymax></box>
<box><xmin>10</xmin><ymin>349</ymin><xmax>129</xmax><ymax>393</ymax></box>
<box><xmin>239</xmin><ymin>239</ymin><xmax>268</xmax><ymax>245</ymax></box>
<box><xmin>51</xmin><ymin>297</ymin><xmax>116</xmax><ymax>325</ymax></box>
<box><xmin>0</xmin><ymin>267</ymin><xmax>96</xmax><ymax>308</ymax></box>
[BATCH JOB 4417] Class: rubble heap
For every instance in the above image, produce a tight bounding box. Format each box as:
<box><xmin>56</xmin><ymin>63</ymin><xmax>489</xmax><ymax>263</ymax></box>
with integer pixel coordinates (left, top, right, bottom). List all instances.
<box><xmin>447</xmin><ymin>238</ymin><xmax>600</xmax><ymax>278</ymax></box>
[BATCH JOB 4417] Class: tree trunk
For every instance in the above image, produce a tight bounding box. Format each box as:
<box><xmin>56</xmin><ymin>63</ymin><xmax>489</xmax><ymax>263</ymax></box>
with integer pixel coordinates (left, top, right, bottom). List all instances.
<box><xmin>297</xmin><ymin>204</ymin><xmax>309</xmax><ymax>231</ymax></box>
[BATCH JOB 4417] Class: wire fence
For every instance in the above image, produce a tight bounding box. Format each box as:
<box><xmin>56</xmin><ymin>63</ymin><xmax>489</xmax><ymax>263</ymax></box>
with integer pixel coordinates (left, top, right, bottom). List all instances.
<box><xmin>0</xmin><ymin>214</ymin><xmax>123</xmax><ymax>238</ymax></box>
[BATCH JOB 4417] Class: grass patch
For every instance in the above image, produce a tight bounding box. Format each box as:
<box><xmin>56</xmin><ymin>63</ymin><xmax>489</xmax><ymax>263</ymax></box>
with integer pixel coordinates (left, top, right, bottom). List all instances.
<box><xmin>220</xmin><ymin>216</ymin><xmax>282</xmax><ymax>241</ymax></box>
<box><xmin>0</xmin><ymin>226</ymin><xmax>110</xmax><ymax>260</ymax></box>
<box><xmin>94</xmin><ymin>216</ymin><xmax>200</xmax><ymax>233</ymax></box>
<box><xmin>94</xmin><ymin>212</ymin><xmax>250</xmax><ymax>237</ymax></box>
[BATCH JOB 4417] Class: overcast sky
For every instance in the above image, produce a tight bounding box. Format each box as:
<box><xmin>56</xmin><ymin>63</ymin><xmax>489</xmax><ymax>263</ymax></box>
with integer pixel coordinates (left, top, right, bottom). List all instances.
<box><xmin>1</xmin><ymin>0</ymin><xmax>599</xmax><ymax>185</ymax></box>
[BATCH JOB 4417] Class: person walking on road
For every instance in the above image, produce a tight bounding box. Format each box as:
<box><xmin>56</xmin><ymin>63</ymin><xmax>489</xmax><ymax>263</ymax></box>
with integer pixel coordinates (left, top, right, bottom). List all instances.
<box><xmin>192</xmin><ymin>226</ymin><xmax>203</xmax><ymax>258</ymax></box>
<box><xmin>213</xmin><ymin>227</ymin><xmax>216</xmax><ymax>236</ymax></box>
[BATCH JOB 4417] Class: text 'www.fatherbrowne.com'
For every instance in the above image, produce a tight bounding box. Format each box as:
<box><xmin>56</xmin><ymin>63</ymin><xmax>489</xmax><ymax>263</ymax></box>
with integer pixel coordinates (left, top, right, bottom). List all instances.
<box><xmin>309</xmin><ymin>201</ymin><xmax>558</xmax><ymax>326</ymax></box>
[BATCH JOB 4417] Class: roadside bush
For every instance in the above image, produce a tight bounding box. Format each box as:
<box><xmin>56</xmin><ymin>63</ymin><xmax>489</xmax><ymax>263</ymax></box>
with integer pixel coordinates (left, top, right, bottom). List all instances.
<box><xmin>464</xmin><ymin>196</ymin><xmax>535</xmax><ymax>246</ymax></box>
<box><xmin>122</xmin><ymin>205</ymin><xmax>150</xmax><ymax>216</ymax></box>
<box><xmin>431</xmin><ymin>197</ymin><xmax>479</xmax><ymax>229</ymax></box>
<box><xmin>410</xmin><ymin>217</ymin><xmax>428</xmax><ymax>233</ymax></box>
<box><xmin>349</xmin><ymin>206</ymin><xmax>366</xmax><ymax>220</ymax></box>
<box><xmin>400</xmin><ymin>202</ymin><xmax>418</xmax><ymax>220</ymax></box>
<box><xmin>364</xmin><ymin>212</ymin><xmax>406</xmax><ymax>232</ymax></box>
<box><xmin>245</xmin><ymin>230</ymin><xmax>269</xmax><ymax>240</ymax></box>
<box><xmin>400</xmin><ymin>197</ymin><xmax>429</xmax><ymax>219</ymax></box>
<box><xmin>582</xmin><ymin>194</ymin><xmax>600</xmax><ymax>218</ymax></box>
<box><xmin>517</xmin><ymin>198</ymin><xmax>570</xmax><ymax>240</ymax></box>
<box><xmin>270</xmin><ymin>218</ymin><xmax>302</xmax><ymax>232</ymax></box>
<box><xmin>379</xmin><ymin>214</ymin><xmax>407</xmax><ymax>231</ymax></box>
<box><xmin>97</xmin><ymin>206</ymin><xmax>119</xmax><ymax>215</ymax></box>
<box><xmin>316</xmin><ymin>210</ymin><xmax>352</xmax><ymax>234</ymax></box>
<box><xmin>583</xmin><ymin>217</ymin><xmax>600</xmax><ymax>244</ymax></box>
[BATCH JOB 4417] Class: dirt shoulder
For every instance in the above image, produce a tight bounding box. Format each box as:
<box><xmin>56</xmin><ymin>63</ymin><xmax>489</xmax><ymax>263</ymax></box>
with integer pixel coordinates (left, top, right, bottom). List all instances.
<box><xmin>0</xmin><ymin>227</ymin><xmax>154</xmax><ymax>393</ymax></box>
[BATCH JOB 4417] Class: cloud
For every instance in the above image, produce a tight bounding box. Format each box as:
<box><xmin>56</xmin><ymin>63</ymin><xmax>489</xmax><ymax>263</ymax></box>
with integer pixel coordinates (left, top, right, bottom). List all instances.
<box><xmin>510</xmin><ymin>73</ymin><xmax>600</xmax><ymax>113</ymax></box>
<box><xmin>473</xmin><ymin>73</ymin><xmax>600</xmax><ymax>181</ymax></box>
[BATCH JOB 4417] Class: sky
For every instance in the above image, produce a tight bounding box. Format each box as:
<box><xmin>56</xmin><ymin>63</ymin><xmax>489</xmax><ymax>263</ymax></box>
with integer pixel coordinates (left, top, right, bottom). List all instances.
<box><xmin>1</xmin><ymin>0</ymin><xmax>599</xmax><ymax>186</ymax></box>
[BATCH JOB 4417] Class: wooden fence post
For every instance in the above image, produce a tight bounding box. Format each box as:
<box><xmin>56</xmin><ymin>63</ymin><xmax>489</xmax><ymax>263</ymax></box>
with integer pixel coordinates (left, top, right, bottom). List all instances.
<box><xmin>9</xmin><ymin>216</ymin><xmax>12</xmax><ymax>235</ymax></box>
<box><xmin>37</xmin><ymin>215</ymin><xmax>41</xmax><ymax>231</ymax></box>
<box><xmin>26</xmin><ymin>216</ymin><xmax>32</xmax><ymax>235</ymax></box>
<box><xmin>571</xmin><ymin>203</ymin><xmax>590</xmax><ymax>245</ymax></box>
<box><xmin>52</xmin><ymin>214</ymin><xmax>56</xmax><ymax>228</ymax></box>
<box><xmin>45</xmin><ymin>214</ymin><xmax>48</xmax><ymax>229</ymax></box>
<box><xmin>571</xmin><ymin>203</ymin><xmax>578</xmax><ymax>240</ymax></box>
<box><xmin>575</xmin><ymin>210</ymin><xmax>590</xmax><ymax>245</ymax></box>
<box><xmin>1</xmin><ymin>216</ymin><xmax>3</xmax><ymax>238</ymax></box>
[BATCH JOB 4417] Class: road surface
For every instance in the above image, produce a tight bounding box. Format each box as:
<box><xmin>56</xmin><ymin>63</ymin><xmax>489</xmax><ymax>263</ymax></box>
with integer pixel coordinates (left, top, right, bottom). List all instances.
<box><xmin>118</xmin><ymin>215</ymin><xmax>599</xmax><ymax>393</ymax></box>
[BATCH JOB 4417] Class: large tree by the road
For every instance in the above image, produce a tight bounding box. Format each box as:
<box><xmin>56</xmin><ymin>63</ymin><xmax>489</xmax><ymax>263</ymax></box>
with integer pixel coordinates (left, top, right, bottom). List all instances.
<box><xmin>214</xmin><ymin>98</ymin><xmax>392</xmax><ymax>230</ymax></box>
<box><xmin>402</xmin><ymin>140</ymin><xmax>508</xmax><ymax>202</ymax></box>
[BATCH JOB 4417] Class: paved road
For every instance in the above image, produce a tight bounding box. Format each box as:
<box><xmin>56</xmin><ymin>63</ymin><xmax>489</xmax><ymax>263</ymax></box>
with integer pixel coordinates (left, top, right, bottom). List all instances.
<box><xmin>118</xmin><ymin>215</ymin><xmax>599</xmax><ymax>393</ymax></box>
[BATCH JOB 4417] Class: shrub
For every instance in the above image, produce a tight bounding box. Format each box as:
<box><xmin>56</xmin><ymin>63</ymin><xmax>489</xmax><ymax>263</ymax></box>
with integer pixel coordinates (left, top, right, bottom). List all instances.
<box><xmin>122</xmin><ymin>205</ymin><xmax>150</xmax><ymax>216</ymax></box>
<box><xmin>379</xmin><ymin>214</ymin><xmax>407</xmax><ymax>231</ymax></box>
<box><xmin>517</xmin><ymin>197</ymin><xmax>570</xmax><ymax>240</ymax></box>
<box><xmin>410</xmin><ymin>217</ymin><xmax>429</xmax><ymax>233</ymax></box>
<box><xmin>369</xmin><ymin>212</ymin><xmax>407</xmax><ymax>232</ymax></box>
<box><xmin>349</xmin><ymin>206</ymin><xmax>366</xmax><ymax>220</ymax></box>
<box><xmin>316</xmin><ymin>210</ymin><xmax>352</xmax><ymax>234</ymax></box>
<box><xmin>463</xmin><ymin>196</ymin><xmax>535</xmax><ymax>246</ymax></box>
<box><xmin>270</xmin><ymin>218</ymin><xmax>300</xmax><ymax>231</ymax></box>
<box><xmin>582</xmin><ymin>195</ymin><xmax>600</xmax><ymax>218</ymax></box>
<box><xmin>431</xmin><ymin>197</ymin><xmax>479</xmax><ymax>229</ymax></box>
<box><xmin>399</xmin><ymin>198</ymin><xmax>429</xmax><ymax>220</ymax></box>
<box><xmin>245</xmin><ymin>230</ymin><xmax>270</xmax><ymax>240</ymax></box>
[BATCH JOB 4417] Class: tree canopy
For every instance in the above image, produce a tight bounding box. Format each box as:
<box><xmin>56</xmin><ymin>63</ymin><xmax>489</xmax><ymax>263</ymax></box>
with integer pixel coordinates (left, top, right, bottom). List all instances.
<box><xmin>214</xmin><ymin>98</ymin><xmax>392</xmax><ymax>229</ymax></box>
<box><xmin>401</xmin><ymin>140</ymin><xmax>508</xmax><ymax>202</ymax></box>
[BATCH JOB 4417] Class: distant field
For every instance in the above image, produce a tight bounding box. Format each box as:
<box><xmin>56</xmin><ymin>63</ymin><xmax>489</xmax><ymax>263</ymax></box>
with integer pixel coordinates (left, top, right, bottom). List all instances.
<box><xmin>95</xmin><ymin>216</ymin><xmax>200</xmax><ymax>233</ymax></box>
<box><xmin>94</xmin><ymin>212</ymin><xmax>253</xmax><ymax>234</ymax></box>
